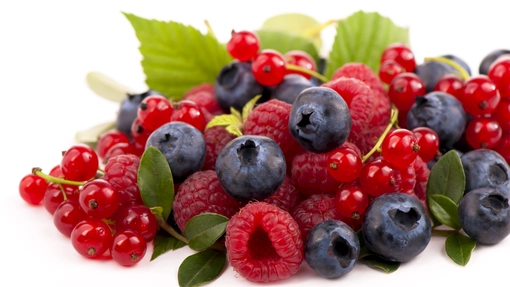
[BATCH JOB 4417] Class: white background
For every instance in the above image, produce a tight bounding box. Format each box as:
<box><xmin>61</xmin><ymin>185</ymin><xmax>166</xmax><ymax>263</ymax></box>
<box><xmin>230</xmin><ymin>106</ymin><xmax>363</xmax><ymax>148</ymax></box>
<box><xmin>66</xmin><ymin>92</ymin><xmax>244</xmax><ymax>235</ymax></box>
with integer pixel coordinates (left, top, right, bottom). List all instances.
<box><xmin>1</xmin><ymin>0</ymin><xmax>510</xmax><ymax>286</ymax></box>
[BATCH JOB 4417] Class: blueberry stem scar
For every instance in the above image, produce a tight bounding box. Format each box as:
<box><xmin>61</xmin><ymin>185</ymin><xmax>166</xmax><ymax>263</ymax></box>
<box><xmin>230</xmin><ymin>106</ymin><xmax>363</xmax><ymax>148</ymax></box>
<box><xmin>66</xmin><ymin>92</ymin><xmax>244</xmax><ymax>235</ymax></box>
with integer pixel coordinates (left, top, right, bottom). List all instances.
<box><xmin>286</xmin><ymin>64</ymin><xmax>329</xmax><ymax>83</ymax></box>
<box><xmin>32</xmin><ymin>167</ymin><xmax>86</xmax><ymax>186</ymax></box>
<box><xmin>361</xmin><ymin>105</ymin><xmax>399</xmax><ymax>162</ymax></box>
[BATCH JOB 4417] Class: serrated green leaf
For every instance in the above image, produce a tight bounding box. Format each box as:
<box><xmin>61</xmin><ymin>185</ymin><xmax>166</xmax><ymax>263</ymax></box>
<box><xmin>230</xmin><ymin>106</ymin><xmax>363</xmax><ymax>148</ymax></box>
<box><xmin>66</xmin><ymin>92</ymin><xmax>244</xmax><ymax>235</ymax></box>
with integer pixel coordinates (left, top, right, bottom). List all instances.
<box><xmin>86</xmin><ymin>71</ymin><xmax>133</xmax><ymax>102</ymax></box>
<box><xmin>178</xmin><ymin>249</ymin><xmax>226</xmax><ymax>287</ymax></box>
<box><xmin>138</xmin><ymin>146</ymin><xmax>174</xmax><ymax>221</ymax></box>
<box><xmin>123</xmin><ymin>13</ymin><xmax>232</xmax><ymax>100</ymax></box>
<box><xmin>427</xmin><ymin>150</ymin><xmax>465</xmax><ymax>205</ymax></box>
<box><xmin>205</xmin><ymin>114</ymin><xmax>241</xmax><ymax>130</ymax></box>
<box><xmin>225</xmin><ymin>125</ymin><xmax>242</xmax><ymax>137</ymax></box>
<box><xmin>151</xmin><ymin>234</ymin><xmax>186</xmax><ymax>261</ymax></box>
<box><xmin>445</xmin><ymin>234</ymin><xmax>476</xmax><ymax>266</ymax></box>
<box><xmin>184</xmin><ymin>213</ymin><xmax>228</xmax><ymax>251</ymax></box>
<box><xmin>261</xmin><ymin>13</ymin><xmax>323</xmax><ymax>50</ymax></box>
<box><xmin>256</xmin><ymin>29</ymin><xmax>320</xmax><ymax>63</ymax></box>
<box><xmin>230</xmin><ymin>107</ymin><xmax>241</xmax><ymax>120</ymax></box>
<box><xmin>361</xmin><ymin>255</ymin><xmax>400</xmax><ymax>273</ymax></box>
<box><xmin>428</xmin><ymin>194</ymin><xmax>461</xmax><ymax>230</ymax></box>
<box><xmin>324</xmin><ymin>11</ymin><xmax>409</xmax><ymax>78</ymax></box>
<box><xmin>241</xmin><ymin>95</ymin><xmax>262</xmax><ymax>122</ymax></box>
<box><xmin>75</xmin><ymin>121</ymin><xmax>116</xmax><ymax>148</ymax></box>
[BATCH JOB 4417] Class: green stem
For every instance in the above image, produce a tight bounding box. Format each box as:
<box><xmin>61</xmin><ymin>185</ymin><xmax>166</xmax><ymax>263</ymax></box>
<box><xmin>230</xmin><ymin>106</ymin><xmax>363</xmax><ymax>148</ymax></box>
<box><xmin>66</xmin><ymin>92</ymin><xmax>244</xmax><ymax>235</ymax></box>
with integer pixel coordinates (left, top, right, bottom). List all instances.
<box><xmin>204</xmin><ymin>20</ymin><xmax>216</xmax><ymax>39</ymax></box>
<box><xmin>361</xmin><ymin>105</ymin><xmax>399</xmax><ymax>162</ymax></box>
<box><xmin>286</xmin><ymin>64</ymin><xmax>329</xmax><ymax>83</ymax></box>
<box><xmin>32</xmin><ymin>168</ymin><xmax>86</xmax><ymax>186</ymax></box>
<box><xmin>57</xmin><ymin>183</ymin><xmax>68</xmax><ymax>201</ymax></box>
<box><xmin>424</xmin><ymin>57</ymin><xmax>470</xmax><ymax>80</ymax></box>
<box><xmin>97</xmin><ymin>167</ymin><xmax>105</xmax><ymax>173</ymax></box>
<box><xmin>155</xmin><ymin>215</ymin><xmax>189</xmax><ymax>245</ymax></box>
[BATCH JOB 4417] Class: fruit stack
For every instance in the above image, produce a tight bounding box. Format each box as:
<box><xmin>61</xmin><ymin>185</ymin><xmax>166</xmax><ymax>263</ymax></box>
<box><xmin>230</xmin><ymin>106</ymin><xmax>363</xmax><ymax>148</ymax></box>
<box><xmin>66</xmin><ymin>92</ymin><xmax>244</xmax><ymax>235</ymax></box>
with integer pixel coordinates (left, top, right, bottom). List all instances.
<box><xmin>17</xmin><ymin>11</ymin><xmax>510</xmax><ymax>287</ymax></box>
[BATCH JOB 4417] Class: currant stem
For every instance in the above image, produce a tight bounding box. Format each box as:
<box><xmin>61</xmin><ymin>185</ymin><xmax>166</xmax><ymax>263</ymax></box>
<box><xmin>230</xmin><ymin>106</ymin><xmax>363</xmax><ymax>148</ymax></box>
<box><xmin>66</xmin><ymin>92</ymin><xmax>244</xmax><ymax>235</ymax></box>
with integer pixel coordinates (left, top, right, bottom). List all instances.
<box><xmin>32</xmin><ymin>168</ymin><xmax>86</xmax><ymax>186</ymax></box>
<box><xmin>155</xmin><ymin>215</ymin><xmax>189</xmax><ymax>245</ymax></box>
<box><xmin>57</xmin><ymin>183</ymin><xmax>68</xmax><ymax>201</ymax></box>
<box><xmin>286</xmin><ymin>64</ymin><xmax>329</xmax><ymax>83</ymax></box>
<box><xmin>424</xmin><ymin>57</ymin><xmax>470</xmax><ymax>80</ymax></box>
<box><xmin>361</xmin><ymin>105</ymin><xmax>399</xmax><ymax>162</ymax></box>
<box><xmin>204</xmin><ymin>20</ymin><xmax>216</xmax><ymax>39</ymax></box>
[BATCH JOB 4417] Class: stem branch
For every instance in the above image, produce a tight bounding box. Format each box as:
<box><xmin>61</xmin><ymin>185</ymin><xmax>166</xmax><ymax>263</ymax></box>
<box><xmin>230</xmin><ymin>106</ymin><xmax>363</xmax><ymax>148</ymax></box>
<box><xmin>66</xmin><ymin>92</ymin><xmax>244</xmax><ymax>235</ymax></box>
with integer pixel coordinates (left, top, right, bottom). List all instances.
<box><xmin>285</xmin><ymin>64</ymin><xmax>329</xmax><ymax>83</ymax></box>
<box><xmin>32</xmin><ymin>168</ymin><xmax>86</xmax><ymax>186</ymax></box>
<box><xmin>156</xmin><ymin>215</ymin><xmax>189</xmax><ymax>245</ymax></box>
<box><xmin>361</xmin><ymin>105</ymin><xmax>399</xmax><ymax>162</ymax></box>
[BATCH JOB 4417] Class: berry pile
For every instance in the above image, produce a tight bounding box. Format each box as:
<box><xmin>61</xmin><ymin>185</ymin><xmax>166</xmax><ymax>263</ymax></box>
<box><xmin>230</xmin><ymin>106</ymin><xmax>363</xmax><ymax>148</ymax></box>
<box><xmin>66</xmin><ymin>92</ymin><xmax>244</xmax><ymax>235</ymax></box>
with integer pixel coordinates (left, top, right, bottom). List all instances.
<box><xmin>18</xmin><ymin>17</ymin><xmax>510</xmax><ymax>287</ymax></box>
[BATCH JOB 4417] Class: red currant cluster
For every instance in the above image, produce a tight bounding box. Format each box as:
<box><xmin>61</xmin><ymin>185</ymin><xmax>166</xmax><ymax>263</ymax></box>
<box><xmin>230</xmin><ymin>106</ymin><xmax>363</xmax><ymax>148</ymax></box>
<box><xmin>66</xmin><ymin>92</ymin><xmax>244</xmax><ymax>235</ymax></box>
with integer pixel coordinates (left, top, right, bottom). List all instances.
<box><xmin>226</xmin><ymin>30</ymin><xmax>319</xmax><ymax>86</ymax></box>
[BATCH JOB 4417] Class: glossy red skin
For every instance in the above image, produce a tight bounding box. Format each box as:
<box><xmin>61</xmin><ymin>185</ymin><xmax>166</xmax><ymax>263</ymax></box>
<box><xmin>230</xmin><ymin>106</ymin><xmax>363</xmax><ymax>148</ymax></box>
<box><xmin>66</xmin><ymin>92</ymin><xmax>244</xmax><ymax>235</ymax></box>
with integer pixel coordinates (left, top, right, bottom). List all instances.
<box><xmin>380</xmin><ymin>43</ymin><xmax>416</xmax><ymax>73</ymax></box>
<box><xmin>79</xmin><ymin>179</ymin><xmax>119</xmax><ymax>219</ymax></box>
<box><xmin>493</xmin><ymin>133</ymin><xmax>510</xmax><ymax>164</ymax></box>
<box><xmin>412</xmin><ymin>127</ymin><xmax>440</xmax><ymax>163</ymax></box>
<box><xmin>53</xmin><ymin>200</ymin><xmax>87</xmax><ymax>237</ymax></box>
<box><xmin>251</xmin><ymin>49</ymin><xmax>287</xmax><ymax>86</ymax></box>
<box><xmin>96</xmin><ymin>130</ymin><xmax>130</xmax><ymax>159</ymax></box>
<box><xmin>335</xmin><ymin>182</ymin><xmax>369</xmax><ymax>219</ymax></box>
<box><xmin>388</xmin><ymin>72</ymin><xmax>426</xmax><ymax>111</ymax></box>
<box><xmin>111</xmin><ymin>230</ymin><xmax>147</xmax><ymax>266</ymax></box>
<box><xmin>327</xmin><ymin>146</ymin><xmax>363</xmax><ymax>182</ymax></box>
<box><xmin>359</xmin><ymin>158</ymin><xmax>396</xmax><ymax>197</ymax></box>
<box><xmin>115</xmin><ymin>204</ymin><xmax>158</xmax><ymax>242</ymax></box>
<box><xmin>433</xmin><ymin>74</ymin><xmax>464</xmax><ymax>100</ymax></box>
<box><xmin>170</xmin><ymin>100</ymin><xmax>206</xmax><ymax>132</ymax></box>
<box><xmin>49</xmin><ymin>165</ymin><xmax>64</xmax><ymax>178</ymax></box>
<box><xmin>227</xmin><ymin>30</ymin><xmax>260</xmax><ymax>62</ymax></box>
<box><xmin>459</xmin><ymin>75</ymin><xmax>500</xmax><ymax>117</ymax></box>
<box><xmin>465</xmin><ymin>117</ymin><xmax>502</xmax><ymax>149</ymax></box>
<box><xmin>284</xmin><ymin>50</ymin><xmax>317</xmax><ymax>79</ymax></box>
<box><xmin>379</xmin><ymin>60</ymin><xmax>404</xmax><ymax>84</ymax></box>
<box><xmin>19</xmin><ymin>174</ymin><xmax>48</xmax><ymax>205</ymax></box>
<box><xmin>61</xmin><ymin>144</ymin><xmax>99</xmax><ymax>181</ymax></box>
<box><xmin>488</xmin><ymin>57</ymin><xmax>510</xmax><ymax>99</ymax></box>
<box><xmin>71</xmin><ymin>218</ymin><xmax>112</xmax><ymax>258</ymax></box>
<box><xmin>381</xmin><ymin>129</ymin><xmax>419</xmax><ymax>168</ymax></box>
<box><xmin>137</xmin><ymin>95</ymin><xmax>173</xmax><ymax>130</ymax></box>
<box><xmin>493</xmin><ymin>100</ymin><xmax>510</xmax><ymax>131</ymax></box>
<box><xmin>43</xmin><ymin>183</ymin><xmax>79</xmax><ymax>215</ymax></box>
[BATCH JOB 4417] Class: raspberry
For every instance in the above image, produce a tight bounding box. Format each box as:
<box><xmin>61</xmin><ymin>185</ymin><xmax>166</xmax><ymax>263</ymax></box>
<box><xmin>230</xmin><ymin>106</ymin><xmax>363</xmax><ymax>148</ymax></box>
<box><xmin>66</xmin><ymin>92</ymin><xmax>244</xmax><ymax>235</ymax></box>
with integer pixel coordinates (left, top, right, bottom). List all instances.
<box><xmin>182</xmin><ymin>83</ymin><xmax>223</xmax><ymax>115</ymax></box>
<box><xmin>413</xmin><ymin>155</ymin><xmax>430</xmax><ymax>201</ymax></box>
<box><xmin>291</xmin><ymin>149</ymin><xmax>342</xmax><ymax>196</ymax></box>
<box><xmin>331</xmin><ymin>62</ymin><xmax>387</xmax><ymax>99</ymax></box>
<box><xmin>173</xmin><ymin>170</ymin><xmax>243</xmax><ymax>232</ymax></box>
<box><xmin>243</xmin><ymin>99</ymin><xmax>297</xmax><ymax>155</ymax></box>
<box><xmin>263</xmin><ymin>176</ymin><xmax>298</xmax><ymax>212</ymax></box>
<box><xmin>202</xmin><ymin>126</ymin><xmax>237</xmax><ymax>171</ymax></box>
<box><xmin>225</xmin><ymin>202</ymin><xmax>303</xmax><ymax>283</ymax></box>
<box><xmin>292</xmin><ymin>194</ymin><xmax>341</xmax><ymax>240</ymax></box>
<box><xmin>102</xmin><ymin>154</ymin><xmax>142</xmax><ymax>205</ymax></box>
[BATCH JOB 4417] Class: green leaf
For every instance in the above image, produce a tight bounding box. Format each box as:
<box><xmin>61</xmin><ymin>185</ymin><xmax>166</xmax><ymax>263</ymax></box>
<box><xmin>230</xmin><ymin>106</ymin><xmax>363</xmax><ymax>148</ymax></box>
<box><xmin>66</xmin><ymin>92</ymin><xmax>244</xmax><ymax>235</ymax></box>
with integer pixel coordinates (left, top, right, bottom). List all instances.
<box><xmin>427</xmin><ymin>150</ymin><xmax>465</xmax><ymax>204</ymax></box>
<box><xmin>151</xmin><ymin>234</ymin><xmax>186</xmax><ymax>261</ymax></box>
<box><xmin>123</xmin><ymin>13</ymin><xmax>232</xmax><ymax>100</ymax></box>
<box><xmin>361</xmin><ymin>255</ymin><xmax>400</xmax><ymax>273</ymax></box>
<box><xmin>75</xmin><ymin>121</ymin><xmax>116</xmax><ymax>148</ymax></box>
<box><xmin>86</xmin><ymin>71</ymin><xmax>133</xmax><ymax>102</ymax></box>
<box><xmin>178</xmin><ymin>249</ymin><xmax>226</xmax><ymax>287</ymax></box>
<box><xmin>242</xmin><ymin>95</ymin><xmax>262</xmax><ymax>122</ymax></box>
<box><xmin>324</xmin><ymin>11</ymin><xmax>409</xmax><ymax>78</ymax></box>
<box><xmin>261</xmin><ymin>13</ymin><xmax>323</xmax><ymax>50</ymax></box>
<box><xmin>205</xmin><ymin>114</ymin><xmax>241</xmax><ymax>130</ymax></box>
<box><xmin>428</xmin><ymin>194</ymin><xmax>461</xmax><ymax>230</ymax></box>
<box><xmin>138</xmin><ymin>146</ymin><xmax>174</xmax><ymax>221</ymax></box>
<box><xmin>225</xmin><ymin>125</ymin><xmax>242</xmax><ymax>137</ymax></box>
<box><xmin>445</xmin><ymin>234</ymin><xmax>476</xmax><ymax>266</ymax></box>
<box><xmin>230</xmin><ymin>107</ymin><xmax>241</xmax><ymax>120</ymax></box>
<box><xmin>184</xmin><ymin>213</ymin><xmax>229</xmax><ymax>251</ymax></box>
<box><xmin>256</xmin><ymin>29</ymin><xmax>320</xmax><ymax>63</ymax></box>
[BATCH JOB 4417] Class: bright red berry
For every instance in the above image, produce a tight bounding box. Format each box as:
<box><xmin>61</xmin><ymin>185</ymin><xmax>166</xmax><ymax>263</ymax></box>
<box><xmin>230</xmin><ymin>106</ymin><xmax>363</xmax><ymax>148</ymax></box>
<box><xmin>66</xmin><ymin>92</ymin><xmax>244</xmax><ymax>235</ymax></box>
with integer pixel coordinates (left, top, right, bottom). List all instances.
<box><xmin>379</xmin><ymin>60</ymin><xmax>404</xmax><ymax>84</ymax></box>
<box><xmin>79</xmin><ymin>179</ymin><xmax>119</xmax><ymax>219</ymax></box>
<box><xmin>19</xmin><ymin>174</ymin><xmax>48</xmax><ymax>205</ymax></box>
<box><xmin>111</xmin><ymin>230</ymin><xmax>147</xmax><ymax>266</ymax></box>
<box><xmin>380</xmin><ymin>43</ymin><xmax>416</xmax><ymax>73</ymax></box>
<box><xmin>71</xmin><ymin>218</ymin><xmax>112</xmax><ymax>258</ymax></box>
<box><xmin>359</xmin><ymin>158</ymin><xmax>397</xmax><ymax>197</ymax></box>
<box><xmin>53</xmin><ymin>200</ymin><xmax>87</xmax><ymax>237</ymax></box>
<box><xmin>102</xmin><ymin>142</ymin><xmax>135</xmax><ymax>164</ymax></box>
<box><xmin>388</xmin><ymin>72</ymin><xmax>426</xmax><ymax>111</ymax></box>
<box><xmin>137</xmin><ymin>95</ymin><xmax>173</xmax><ymax>130</ymax></box>
<box><xmin>488</xmin><ymin>57</ymin><xmax>510</xmax><ymax>99</ymax></box>
<box><xmin>61</xmin><ymin>144</ymin><xmax>99</xmax><ymax>181</ymax></box>
<box><xmin>251</xmin><ymin>49</ymin><xmax>287</xmax><ymax>86</ymax></box>
<box><xmin>493</xmin><ymin>100</ymin><xmax>510</xmax><ymax>131</ymax></box>
<box><xmin>284</xmin><ymin>50</ymin><xmax>317</xmax><ymax>79</ymax></box>
<box><xmin>459</xmin><ymin>75</ymin><xmax>500</xmax><ymax>117</ymax></box>
<box><xmin>327</xmin><ymin>145</ymin><xmax>363</xmax><ymax>182</ymax></box>
<box><xmin>182</xmin><ymin>83</ymin><xmax>223</xmax><ymax>115</ymax></box>
<box><xmin>43</xmin><ymin>183</ymin><xmax>79</xmax><ymax>215</ymax></box>
<box><xmin>49</xmin><ymin>165</ymin><xmax>63</xmax><ymax>178</ymax></box>
<box><xmin>96</xmin><ymin>130</ymin><xmax>130</xmax><ymax>159</ymax></box>
<box><xmin>115</xmin><ymin>204</ymin><xmax>158</xmax><ymax>242</ymax></box>
<box><xmin>381</xmin><ymin>129</ymin><xmax>420</xmax><ymax>168</ymax></box>
<box><xmin>433</xmin><ymin>74</ymin><xmax>464</xmax><ymax>100</ymax></box>
<box><xmin>334</xmin><ymin>182</ymin><xmax>369</xmax><ymax>220</ymax></box>
<box><xmin>227</xmin><ymin>30</ymin><xmax>260</xmax><ymax>62</ymax></box>
<box><xmin>170</xmin><ymin>100</ymin><xmax>207</xmax><ymax>132</ymax></box>
<box><xmin>493</xmin><ymin>133</ymin><xmax>510</xmax><ymax>164</ymax></box>
<box><xmin>465</xmin><ymin>117</ymin><xmax>502</xmax><ymax>149</ymax></box>
<box><xmin>412</xmin><ymin>127</ymin><xmax>440</xmax><ymax>163</ymax></box>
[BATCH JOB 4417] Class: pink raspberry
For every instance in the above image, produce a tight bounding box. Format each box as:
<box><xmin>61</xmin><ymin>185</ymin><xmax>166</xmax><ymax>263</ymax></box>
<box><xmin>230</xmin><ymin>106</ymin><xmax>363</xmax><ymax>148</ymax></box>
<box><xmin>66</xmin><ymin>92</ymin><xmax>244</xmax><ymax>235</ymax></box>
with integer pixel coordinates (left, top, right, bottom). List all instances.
<box><xmin>263</xmin><ymin>176</ymin><xmax>298</xmax><ymax>212</ymax></box>
<box><xmin>292</xmin><ymin>194</ymin><xmax>341</xmax><ymax>240</ymax></box>
<box><xmin>225</xmin><ymin>202</ymin><xmax>304</xmax><ymax>283</ymax></box>
<box><xmin>202</xmin><ymin>126</ymin><xmax>237</xmax><ymax>171</ymax></box>
<box><xmin>291</xmin><ymin>149</ymin><xmax>342</xmax><ymax>196</ymax></box>
<box><xmin>413</xmin><ymin>156</ymin><xmax>431</xmax><ymax>212</ymax></box>
<box><xmin>331</xmin><ymin>62</ymin><xmax>387</xmax><ymax>99</ymax></box>
<box><xmin>183</xmin><ymin>83</ymin><xmax>223</xmax><ymax>115</ymax></box>
<box><xmin>102</xmin><ymin>154</ymin><xmax>142</xmax><ymax>205</ymax></box>
<box><xmin>172</xmin><ymin>170</ymin><xmax>243</xmax><ymax>233</ymax></box>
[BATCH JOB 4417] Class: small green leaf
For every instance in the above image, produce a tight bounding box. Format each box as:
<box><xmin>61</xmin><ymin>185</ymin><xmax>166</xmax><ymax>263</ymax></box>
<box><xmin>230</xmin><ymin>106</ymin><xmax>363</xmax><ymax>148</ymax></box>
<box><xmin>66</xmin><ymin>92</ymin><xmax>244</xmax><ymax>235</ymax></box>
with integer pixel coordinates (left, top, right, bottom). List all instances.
<box><xmin>138</xmin><ymin>146</ymin><xmax>174</xmax><ymax>221</ymax></box>
<box><xmin>75</xmin><ymin>121</ymin><xmax>116</xmax><ymax>148</ymax></box>
<box><xmin>86</xmin><ymin>71</ymin><xmax>133</xmax><ymax>102</ymax></box>
<box><xmin>445</xmin><ymin>234</ymin><xmax>476</xmax><ymax>266</ymax></box>
<box><xmin>123</xmin><ymin>13</ymin><xmax>232</xmax><ymax>100</ymax></box>
<box><xmin>184</xmin><ymin>213</ymin><xmax>229</xmax><ymax>251</ymax></box>
<box><xmin>151</xmin><ymin>234</ymin><xmax>186</xmax><ymax>261</ymax></box>
<box><xmin>230</xmin><ymin>107</ymin><xmax>242</xmax><ymax>120</ymax></box>
<box><xmin>427</xmin><ymin>150</ymin><xmax>466</xmax><ymax>205</ymax></box>
<box><xmin>361</xmin><ymin>255</ymin><xmax>400</xmax><ymax>273</ymax></box>
<box><xmin>225</xmin><ymin>125</ymin><xmax>242</xmax><ymax>137</ymax></box>
<box><xmin>428</xmin><ymin>194</ymin><xmax>461</xmax><ymax>230</ymax></box>
<box><xmin>324</xmin><ymin>11</ymin><xmax>409</xmax><ymax>78</ymax></box>
<box><xmin>205</xmin><ymin>114</ymin><xmax>241</xmax><ymax>130</ymax></box>
<box><xmin>256</xmin><ymin>29</ymin><xmax>320</xmax><ymax>63</ymax></box>
<box><xmin>241</xmin><ymin>95</ymin><xmax>262</xmax><ymax>122</ymax></box>
<box><xmin>178</xmin><ymin>249</ymin><xmax>226</xmax><ymax>287</ymax></box>
<box><xmin>261</xmin><ymin>13</ymin><xmax>323</xmax><ymax>50</ymax></box>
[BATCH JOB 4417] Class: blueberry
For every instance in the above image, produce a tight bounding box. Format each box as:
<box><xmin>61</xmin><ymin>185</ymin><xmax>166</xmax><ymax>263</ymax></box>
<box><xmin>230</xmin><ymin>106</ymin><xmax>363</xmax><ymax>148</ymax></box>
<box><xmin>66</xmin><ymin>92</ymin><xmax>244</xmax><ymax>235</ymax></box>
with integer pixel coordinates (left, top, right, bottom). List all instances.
<box><xmin>214</xmin><ymin>61</ymin><xmax>268</xmax><ymax>113</ymax></box>
<box><xmin>442</xmin><ymin>54</ymin><xmax>472</xmax><ymax>76</ymax></box>
<box><xmin>305</xmin><ymin>220</ymin><xmax>360</xmax><ymax>279</ymax></box>
<box><xmin>362</xmin><ymin>193</ymin><xmax>431</xmax><ymax>263</ymax></box>
<box><xmin>427</xmin><ymin>149</ymin><xmax>464</xmax><ymax>170</ymax></box>
<box><xmin>271</xmin><ymin>74</ymin><xmax>315</xmax><ymax>104</ymax></box>
<box><xmin>414</xmin><ymin>61</ymin><xmax>456</xmax><ymax>92</ymax></box>
<box><xmin>288</xmin><ymin>87</ymin><xmax>352</xmax><ymax>153</ymax></box>
<box><xmin>406</xmin><ymin>91</ymin><xmax>467</xmax><ymax>152</ymax></box>
<box><xmin>145</xmin><ymin>121</ymin><xmax>206</xmax><ymax>183</ymax></box>
<box><xmin>479</xmin><ymin>49</ymin><xmax>510</xmax><ymax>75</ymax></box>
<box><xmin>461</xmin><ymin>149</ymin><xmax>510</xmax><ymax>196</ymax></box>
<box><xmin>116</xmin><ymin>90</ymin><xmax>160</xmax><ymax>136</ymax></box>
<box><xmin>215</xmin><ymin>135</ymin><xmax>286</xmax><ymax>202</ymax></box>
<box><xmin>458</xmin><ymin>187</ymin><xmax>510</xmax><ymax>245</ymax></box>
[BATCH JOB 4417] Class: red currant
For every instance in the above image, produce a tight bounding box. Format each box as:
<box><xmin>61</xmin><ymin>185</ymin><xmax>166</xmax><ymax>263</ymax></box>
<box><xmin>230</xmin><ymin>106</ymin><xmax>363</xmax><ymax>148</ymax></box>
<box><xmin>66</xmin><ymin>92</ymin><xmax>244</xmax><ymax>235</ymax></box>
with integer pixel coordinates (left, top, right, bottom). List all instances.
<box><xmin>49</xmin><ymin>165</ymin><xmax>64</xmax><ymax>178</ymax></box>
<box><xmin>251</xmin><ymin>49</ymin><xmax>287</xmax><ymax>86</ymax></box>
<box><xmin>103</xmin><ymin>142</ymin><xmax>135</xmax><ymax>164</ymax></box>
<box><xmin>327</xmin><ymin>146</ymin><xmax>363</xmax><ymax>182</ymax></box>
<box><xmin>465</xmin><ymin>117</ymin><xmax>502</xmax><ymax>149</ymax></box>
<box><xmin>488</xmin><ymin>57</ymin><xmax>510</xmax><ymax>99</ymax></box>
<box><xmin>53</xmin><ymin>200</ymin><xmax>87</xmax><ymax>237</ymax></box>
<box><xmin>137</xmin><ymin>95</ymin><xmax>173</xmax><ymax>130</ymax></box>
<box><xmin>130</xmin><ymin>117</ymin><xmax>154</xmax><ymax>147</ymax></box>
<box><xmin>115</xmin><ymin>204</ymin><xmax>158</xmax><ymax>242</ymax></box>
<box><xmin>71</xmin><ymin>218</ymin><xmax>112</xmax><ymax>258</ymax></box>
<box><xmin>493</xmin><ymin>100</ymin><xmax>510</xmax><ymax>131</ymax></box>
<box><xmin>43</xmin><ymin>183</ymin><xmax>79</xmax><ymax>215</ymax></box>
<box><xmin>433</xmin><ymin>74</ymin><xmax>464</xmax><ymax>100</ymax></box>
<box><xmin>388</xmin><ymin>72</ymin><xmax>426</xmax><ymax>111</ymax></box>
<box><xmin>379</xmin><ymin>60</ymin><xmax>404</xmax><ymax>84</ymax></box>
<box><xmin>61</xmin><ymin>144</ymin><xmax>99</xmax><ymax>181</ymax></box>
<box><xmin>170</xmin><ymin>100</ymin><xmax>207</xmax><ymax>132</ymax></box>
<box><xmin>381</xmin><ymin>129</ymin><xmax>420</xmax><ymax>168</ymax></box>
<box><xmin>459</xmin><ymin>75</ymin><xmax>500</xmax><ymax>117</ymax></box>
<box><xmin>226</xmin><ymin>30</ymin><xmax>260</xmax><ymax>62</ymax></box>
<box><xmin>359</xmin><ymin>158</ymin><xmax>397</xmax><ymax>197</ymax></box>
<box><xmin>493</xmin><ymin>133</ymin><xmax>510</xmax><ymax>164</ymax></box>
<box><xmin>334</xmin><ymin>182</ymin><xmax>369</xmax><ymax>220</ymax></box>
<box><xmin>96</xmin><ymin>130</ymin><xmax>130</xmax><ymax>159</ymax></box>
<box><xmin>284</xmin><ymin>50</ymin><xmax>317</xmax><ymax>79</ymax></box>
<box><xmin>111</xmin><ymin>230</ymin><xmax>147</xmax><ymax>266</ymax></box>
<box><xmin>380</xmin><ymin>43</ymin><xmax>416</xmax><ymax>73</ymax></box>
<box><xmin>79</xmin><ymin>179</ymin><xmax>119</xmax><ymax>219</ymax></box>
<box><xmin>412</xmin><ymin>127</ymin><xmax>440</xmax><ymax>163</ymax></box>
<box><xmin>19</xmin><ymin>174</ymin><xmax>48</xmax><ymax>205</ymax></box>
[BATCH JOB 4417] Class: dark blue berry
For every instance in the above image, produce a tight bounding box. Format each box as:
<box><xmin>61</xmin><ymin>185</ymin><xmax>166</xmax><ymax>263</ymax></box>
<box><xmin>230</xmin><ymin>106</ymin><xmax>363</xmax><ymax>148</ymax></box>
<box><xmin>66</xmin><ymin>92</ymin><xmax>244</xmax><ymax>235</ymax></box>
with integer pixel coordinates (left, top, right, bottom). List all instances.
<box><xmin>414</xmin><ymin>61</ymin><xmax>456</xmax><ymax>92</ymax></box>
<box><xmin>407</xmin><ymin>91</ymin><xmax>467</xmax><ymax>152</ymax></box>
<box><xmin>442</xmin><ymin>54</ymin><xmax>472</xmax><ymax>76</ymax></box>
<box><xmin>288</xmin><ymin>87</ymin><xmax>352</xmax><ymax>153</ymax></box>
<box><xmin>305</xmin><ymin>220</ymin><xmax>359</xmax><ymax>279</ymax></box>
<box><xmin>362</xmin><ymin>193</ymin><xmax>431</xmax><ymax>263</ymax></box>
<box><xmin>145</xmin><ymin>121</ymin><xmax>206</xmax><ymax>183</ymax></box>
<box><xmin>214</xmin><ymin>61</ymin><xmax>268</xmax><ymax>113</ymax></box>
<box><xmin>479</xmin><ymin>49</ymin><xmax>510</xmax><ymax>75</ymax></box>
<box><xmin>215</xmin><ymin>135</ymin><xmax>286</xmax><ymax>202</ymax></box>
<box><xmin>458</xmin><ymin>187</ymin><xmax>510</xmax><ymax>245</ymax></box>
<box><xmin>116</xmin><ymin>90</ymin><xmax>160</xmax><ymax>136</ymax></box>
<box><xmin>461</xmin><ymin>149</ymin><xmax>510</xmax><ymax>196</ymax></box>
<box><xmin>271</xmin><ymin>74</ymin><xmax>315</xmax><ymax>104</ymax></box>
